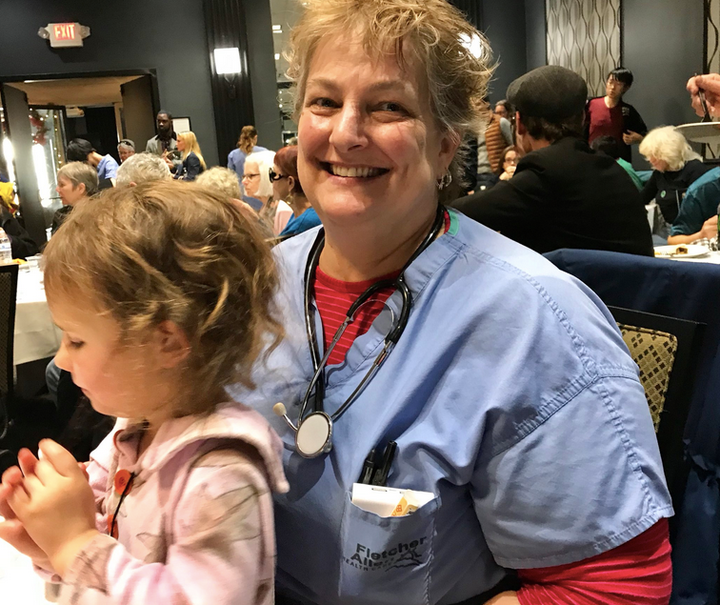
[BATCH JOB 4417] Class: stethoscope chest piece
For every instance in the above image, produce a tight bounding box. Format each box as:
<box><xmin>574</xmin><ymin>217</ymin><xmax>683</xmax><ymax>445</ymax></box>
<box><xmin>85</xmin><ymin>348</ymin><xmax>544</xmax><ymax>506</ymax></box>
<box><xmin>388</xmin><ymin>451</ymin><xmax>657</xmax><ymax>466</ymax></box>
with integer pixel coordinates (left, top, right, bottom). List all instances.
<box><xmin>295</xmin><ymin>412</ymin><xmax>333</xmax><ymax>458</ymax></box>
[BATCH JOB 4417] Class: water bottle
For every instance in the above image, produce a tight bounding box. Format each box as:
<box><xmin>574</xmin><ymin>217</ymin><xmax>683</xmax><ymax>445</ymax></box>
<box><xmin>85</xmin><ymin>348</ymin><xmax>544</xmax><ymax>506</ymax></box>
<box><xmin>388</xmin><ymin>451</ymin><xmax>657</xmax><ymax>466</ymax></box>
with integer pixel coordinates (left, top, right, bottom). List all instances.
<box><xmin>0</xmin><ymin>229</ymin><xmax>12</xmax><ymax>265</ymax></box>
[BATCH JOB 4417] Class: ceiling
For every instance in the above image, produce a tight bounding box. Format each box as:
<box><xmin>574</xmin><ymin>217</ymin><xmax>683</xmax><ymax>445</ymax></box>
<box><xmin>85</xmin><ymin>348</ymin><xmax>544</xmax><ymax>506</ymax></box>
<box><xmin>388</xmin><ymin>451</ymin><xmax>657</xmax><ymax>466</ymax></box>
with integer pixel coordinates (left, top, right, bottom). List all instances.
<box><xmin>6</xmin><ymin>75</ymin><xmax>142</xmax><ymax>107</ymax></box>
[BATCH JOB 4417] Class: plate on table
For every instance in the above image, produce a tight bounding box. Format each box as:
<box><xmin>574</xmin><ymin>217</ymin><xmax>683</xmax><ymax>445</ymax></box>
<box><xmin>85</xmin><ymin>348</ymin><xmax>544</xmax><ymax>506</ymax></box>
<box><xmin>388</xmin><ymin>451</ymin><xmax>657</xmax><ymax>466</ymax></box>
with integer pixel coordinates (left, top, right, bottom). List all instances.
<box><xmin>654</xmin><ymin>244</ymin><xmax>710</xmax><ymax>258</ymax></box>
<box><xmin>675</xmin><ymin>122</ymin><xmax>720</xmax><ymax>143</ymax></box>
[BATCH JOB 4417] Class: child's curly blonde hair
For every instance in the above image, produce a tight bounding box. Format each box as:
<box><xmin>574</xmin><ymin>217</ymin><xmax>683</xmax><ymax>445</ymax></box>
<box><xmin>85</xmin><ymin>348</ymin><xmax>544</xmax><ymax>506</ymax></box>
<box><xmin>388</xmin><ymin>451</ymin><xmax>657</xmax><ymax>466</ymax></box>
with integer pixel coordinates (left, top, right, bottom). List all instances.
<box><xmin>43</xmin><ymin>181</ymin><xmax>282</xmax><ymax>414</ymax></box>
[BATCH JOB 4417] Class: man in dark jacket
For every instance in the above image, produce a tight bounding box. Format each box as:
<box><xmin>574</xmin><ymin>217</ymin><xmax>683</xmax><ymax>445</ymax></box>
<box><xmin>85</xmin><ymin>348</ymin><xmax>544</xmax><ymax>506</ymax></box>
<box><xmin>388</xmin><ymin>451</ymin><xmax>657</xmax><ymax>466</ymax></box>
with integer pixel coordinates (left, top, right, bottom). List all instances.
<box><xmin>586</xmin><ymin>67</ymin><xmax>647</xmax><ymax>163</ymax></box>
<box><xmin>450</xmin><ymin>66</ymin><xmax>654</xmax><ymax>257</ymax></box>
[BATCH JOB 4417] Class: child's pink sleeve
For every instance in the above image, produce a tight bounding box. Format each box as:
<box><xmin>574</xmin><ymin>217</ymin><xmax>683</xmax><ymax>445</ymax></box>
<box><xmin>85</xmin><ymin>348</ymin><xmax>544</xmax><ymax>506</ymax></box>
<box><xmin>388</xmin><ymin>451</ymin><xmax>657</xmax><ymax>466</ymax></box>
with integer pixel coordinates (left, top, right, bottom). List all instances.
<box><xmin>58</xmin><ymin>448</ymin><xmax>276</xmax><ymax>605</ymax></box>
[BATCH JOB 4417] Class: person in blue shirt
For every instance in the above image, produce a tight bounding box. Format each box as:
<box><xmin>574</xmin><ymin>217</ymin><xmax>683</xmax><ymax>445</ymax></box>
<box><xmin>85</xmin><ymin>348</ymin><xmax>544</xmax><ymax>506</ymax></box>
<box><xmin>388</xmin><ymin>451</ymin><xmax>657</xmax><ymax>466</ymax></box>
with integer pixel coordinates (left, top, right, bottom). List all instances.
<box><xmin>228</xmin><ymin>125</ymin><xmax>267</xmax><ymax>192</ymax></box>
<box><xmin>272</xmin><ymin>145</ymin><xmax>321</xmax><ymax>237</ymax></box>
<box><xmin>667</xmin><ymin>166</ymin><xmax>720</xmax><ymax>244</ymax></box>
<box><xmin>66</xmin><ymin>138</ymin><xmax>119</xmax><ymax>180</ymax></box>
<box><xmin>231</xmin><ymin>1</ymin><xmax>673</xmax><ymax>604</ymax></box>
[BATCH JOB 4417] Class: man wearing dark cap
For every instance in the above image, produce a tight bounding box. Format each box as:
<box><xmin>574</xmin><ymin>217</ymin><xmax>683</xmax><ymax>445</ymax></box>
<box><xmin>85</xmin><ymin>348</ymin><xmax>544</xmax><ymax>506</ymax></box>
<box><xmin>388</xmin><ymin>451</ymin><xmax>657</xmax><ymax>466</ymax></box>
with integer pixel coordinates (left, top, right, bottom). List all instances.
<box><xmin>450</xmin><ymin>66</ymin><xmax>653</xmax><ymax>256</ymax></box>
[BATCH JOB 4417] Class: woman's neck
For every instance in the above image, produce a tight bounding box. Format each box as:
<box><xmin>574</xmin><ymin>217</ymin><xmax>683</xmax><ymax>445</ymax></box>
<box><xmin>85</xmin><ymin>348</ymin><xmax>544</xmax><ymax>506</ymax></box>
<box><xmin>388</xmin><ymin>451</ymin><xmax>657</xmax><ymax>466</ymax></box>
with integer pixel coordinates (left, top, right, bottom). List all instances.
<box><xmin>289</xmin><ymin>195</ymin><xmax>311</xmax><ymax>217</ymax></box>
<box><xmin>319</xmin><ymin>209</ymin><xmax>437</xmax><ymax>282</ymax></box>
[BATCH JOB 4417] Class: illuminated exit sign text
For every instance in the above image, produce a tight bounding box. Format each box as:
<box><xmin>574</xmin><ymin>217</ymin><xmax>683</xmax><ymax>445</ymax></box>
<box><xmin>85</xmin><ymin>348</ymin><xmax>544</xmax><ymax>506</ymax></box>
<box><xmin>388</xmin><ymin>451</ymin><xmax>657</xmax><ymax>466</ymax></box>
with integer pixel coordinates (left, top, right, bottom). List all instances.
<box><xmin>38</xmin><ymin>22</ymin><xmax>90</xmax><ymax>48</ymax></box>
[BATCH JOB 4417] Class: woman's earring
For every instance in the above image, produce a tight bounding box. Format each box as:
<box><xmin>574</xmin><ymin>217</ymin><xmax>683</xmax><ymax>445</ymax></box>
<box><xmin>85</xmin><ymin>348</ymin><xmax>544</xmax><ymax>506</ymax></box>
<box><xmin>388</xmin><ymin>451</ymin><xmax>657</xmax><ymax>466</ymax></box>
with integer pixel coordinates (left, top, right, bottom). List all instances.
<box><xmin>437</xmin><ymin>172</ymin><xmax>453</xmax><ymax>190</ymax></box>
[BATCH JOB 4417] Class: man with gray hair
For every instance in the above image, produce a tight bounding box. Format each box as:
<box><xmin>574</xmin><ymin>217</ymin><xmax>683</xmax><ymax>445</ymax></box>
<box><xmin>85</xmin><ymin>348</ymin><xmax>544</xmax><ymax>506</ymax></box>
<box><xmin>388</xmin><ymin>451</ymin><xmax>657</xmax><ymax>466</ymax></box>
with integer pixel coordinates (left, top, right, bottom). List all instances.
<box><xmin>115</xmin><ymin>152</ymin><xmax>172</xmax><ymax>187</ymax></box>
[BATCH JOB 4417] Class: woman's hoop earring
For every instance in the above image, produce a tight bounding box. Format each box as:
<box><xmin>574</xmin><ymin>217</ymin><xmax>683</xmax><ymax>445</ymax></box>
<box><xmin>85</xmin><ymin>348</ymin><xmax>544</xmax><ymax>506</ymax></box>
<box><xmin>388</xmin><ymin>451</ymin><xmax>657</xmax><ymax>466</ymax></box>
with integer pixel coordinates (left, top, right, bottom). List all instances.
<box><xmin>437</xmin><ymin>172</ymin><xmax>453</xmax><ymax>190</ymax></box>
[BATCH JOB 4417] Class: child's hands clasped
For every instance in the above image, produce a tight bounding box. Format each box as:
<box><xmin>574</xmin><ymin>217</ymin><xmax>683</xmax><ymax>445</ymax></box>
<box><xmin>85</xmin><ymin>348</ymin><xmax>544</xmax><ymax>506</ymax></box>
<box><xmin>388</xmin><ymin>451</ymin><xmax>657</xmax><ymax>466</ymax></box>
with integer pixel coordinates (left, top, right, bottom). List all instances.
<box><xmin>0</xmin><ymin>448</ymin><xmax>55</xmax><ymax>569</ymax></box>
<box><xmin>4</xmin><ymin>440</ymin><xmax>99</xmax><ymax>577</ymax></box>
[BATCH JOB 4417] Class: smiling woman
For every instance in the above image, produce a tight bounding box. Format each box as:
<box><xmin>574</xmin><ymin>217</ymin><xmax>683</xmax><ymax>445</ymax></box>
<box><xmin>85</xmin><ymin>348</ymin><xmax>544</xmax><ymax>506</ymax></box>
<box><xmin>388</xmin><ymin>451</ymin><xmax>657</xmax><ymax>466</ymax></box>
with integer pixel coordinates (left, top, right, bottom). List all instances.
<box><xmin>232</xmin><ymin>1</ymin><xmax>674</xmax><ymax>604</ymax></box>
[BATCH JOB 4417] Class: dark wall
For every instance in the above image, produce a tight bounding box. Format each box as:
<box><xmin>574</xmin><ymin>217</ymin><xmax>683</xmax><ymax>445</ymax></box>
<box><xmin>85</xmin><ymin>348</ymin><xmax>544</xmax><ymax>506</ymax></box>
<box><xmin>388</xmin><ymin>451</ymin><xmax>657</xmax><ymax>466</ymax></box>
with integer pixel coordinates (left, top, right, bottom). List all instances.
<box><xmin>244</xmin><ymin>0</ymin><xmax>283</xmax><ymax>151</ymax></box>
<box><xmin>482</xmin><ymin>0</ymin><xmax>528</xmax><ymax>102</ymax></box>
<box><xmin>0</xmin><ymin>0</ymin><xmax>219</xmax><ymax>166</ymax></box>
<box><xmin>525</xmin><ymin>0</ymin><xmax>547</xmax><ymax>71</ymax></box>
<box><xmin>623</xmin><ymin>0</ymin><xmax>704</xmax><ymax>133</ymax></box>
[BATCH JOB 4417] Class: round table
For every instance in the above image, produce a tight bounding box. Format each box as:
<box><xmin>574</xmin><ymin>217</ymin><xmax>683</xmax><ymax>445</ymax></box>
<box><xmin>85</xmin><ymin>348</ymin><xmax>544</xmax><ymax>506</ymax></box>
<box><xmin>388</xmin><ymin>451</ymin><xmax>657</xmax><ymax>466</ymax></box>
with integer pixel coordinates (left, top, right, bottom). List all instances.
<box><xmin>14</xmin><ymin>267</ymin><xmax>62</xmax><ymax>366</ymax></box>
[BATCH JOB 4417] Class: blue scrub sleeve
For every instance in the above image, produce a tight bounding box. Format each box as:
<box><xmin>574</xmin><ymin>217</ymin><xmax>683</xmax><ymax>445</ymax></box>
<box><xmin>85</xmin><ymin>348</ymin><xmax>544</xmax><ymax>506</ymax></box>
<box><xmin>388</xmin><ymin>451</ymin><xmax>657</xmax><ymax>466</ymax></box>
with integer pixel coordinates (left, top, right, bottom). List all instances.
<box><xmin>472</xmin><ymin>370</ymin><xmax>673</xmax><ymax>569</ymax></box>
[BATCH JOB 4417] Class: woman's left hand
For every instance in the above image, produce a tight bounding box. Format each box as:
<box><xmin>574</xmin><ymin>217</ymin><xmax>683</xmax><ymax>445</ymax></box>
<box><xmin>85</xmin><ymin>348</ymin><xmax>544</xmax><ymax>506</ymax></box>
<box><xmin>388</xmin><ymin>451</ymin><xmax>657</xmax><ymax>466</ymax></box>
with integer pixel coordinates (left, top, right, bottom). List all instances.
<box><xmin>7</xmin><ymin>440</ymin><xmax>99</xmax><ymax>577</ymax></box>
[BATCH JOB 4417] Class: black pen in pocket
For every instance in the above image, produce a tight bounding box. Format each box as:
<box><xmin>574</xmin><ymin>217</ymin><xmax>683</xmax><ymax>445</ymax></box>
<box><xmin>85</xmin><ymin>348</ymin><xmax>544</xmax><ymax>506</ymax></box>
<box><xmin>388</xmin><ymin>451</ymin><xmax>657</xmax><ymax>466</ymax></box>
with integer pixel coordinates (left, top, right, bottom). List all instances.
<box><xmin>371</xmin><ymin>441</ymin><xmax>397</xmax><ymax>486</ymax></box>
<box><xmin>357</xmin><ymin>448</ymin><xmax>376</xmax><ymax>484</ymax></box>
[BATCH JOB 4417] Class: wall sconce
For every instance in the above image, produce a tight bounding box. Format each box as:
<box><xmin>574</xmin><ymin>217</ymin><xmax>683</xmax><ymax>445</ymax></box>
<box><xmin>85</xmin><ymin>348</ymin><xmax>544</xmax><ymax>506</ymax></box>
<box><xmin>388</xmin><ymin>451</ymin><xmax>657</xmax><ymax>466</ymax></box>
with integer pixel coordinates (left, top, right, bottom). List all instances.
<box><xmin>213</xmin><ymin>47</ymin><xmax>242</xmax><ymax>99</ymax></box>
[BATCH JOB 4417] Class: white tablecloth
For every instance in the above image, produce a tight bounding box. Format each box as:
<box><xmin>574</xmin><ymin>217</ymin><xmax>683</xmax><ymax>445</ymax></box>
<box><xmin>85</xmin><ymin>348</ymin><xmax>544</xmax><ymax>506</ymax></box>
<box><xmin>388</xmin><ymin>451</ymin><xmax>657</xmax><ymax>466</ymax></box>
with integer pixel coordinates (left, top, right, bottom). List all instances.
<box><xmin>14</xmin><ymin>268</ymin><xmax>62</xmax><ymax>366</ymax></box>
<box><xmin>0</xmin><ymin>538</ymin><xmax>53</xmax><ymax>604</ymax></box>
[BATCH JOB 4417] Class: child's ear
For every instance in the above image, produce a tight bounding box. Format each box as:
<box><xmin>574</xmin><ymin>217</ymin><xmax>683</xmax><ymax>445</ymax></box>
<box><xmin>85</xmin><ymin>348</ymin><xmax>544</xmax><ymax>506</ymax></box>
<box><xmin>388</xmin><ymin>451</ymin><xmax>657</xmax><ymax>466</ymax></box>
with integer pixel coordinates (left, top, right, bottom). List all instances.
<box><xmin>153</xmin><ymin>321</ymin><xmax>191</xmax><ymax>369</ymax></box>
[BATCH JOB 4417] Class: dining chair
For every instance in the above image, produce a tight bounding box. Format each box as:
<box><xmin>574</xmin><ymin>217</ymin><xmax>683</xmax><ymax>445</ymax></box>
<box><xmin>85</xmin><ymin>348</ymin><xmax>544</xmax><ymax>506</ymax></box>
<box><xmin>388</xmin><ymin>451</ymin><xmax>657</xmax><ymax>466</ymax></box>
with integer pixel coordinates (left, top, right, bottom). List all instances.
<box><xmin>544</xmin><ymin>248</ymin><xmax>720</xmax><ymax>604</ymax></box>
<box><xmin>607</xmin><ymin>306</ymin><xmax>704</xmax><ymax>514</ymax></box>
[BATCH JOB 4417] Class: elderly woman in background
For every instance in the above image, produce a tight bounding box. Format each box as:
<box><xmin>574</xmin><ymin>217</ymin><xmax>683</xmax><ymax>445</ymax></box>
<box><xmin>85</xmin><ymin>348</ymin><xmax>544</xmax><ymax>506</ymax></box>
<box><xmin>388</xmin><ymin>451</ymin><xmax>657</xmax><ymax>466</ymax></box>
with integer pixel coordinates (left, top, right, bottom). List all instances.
<box><xmin>117</xmin><ymin>139</ymin><xmax>136</xmax><ymax>163</ymax></box>
<box><xmin>52</xmin><ymin>162</ymin><xmax>98</xmax><ymax>234</ymax></box>
<box><xmin>640</xmin><ymin>126</ymin><xmax>712</xmax><ymax>225</ymax></box>
<box><xmin>171</xmin><ymin>131</ymin><xmax>206</xmax><ymax>181</ymax></box>
<box><xmin>272</xmin><ymin>145</ymin><xmax>321</xmax><ymax>237</ymax></box>
<box><xmin>233</xmin><ymin>1</ymin><xmax>673</xmax><ymax>604</ymax></box>
<box><xmin>115</xmin><ymin>152</ymin><xmax>171</xmax><ymax>187</ymax></box>
<box><xmin>196</xmin><ymin>166</ymin><xmax>272</xmax><ymax>235</ymax></box>
<box><xmin>228</xmin><ymin>125</ymin><xmax>267</xmax><ymax>186</ymax></box>
<box><xmin>244</xmin><ymin>149</ymin><xmax>293</xmax><ymax>233</ymax></box>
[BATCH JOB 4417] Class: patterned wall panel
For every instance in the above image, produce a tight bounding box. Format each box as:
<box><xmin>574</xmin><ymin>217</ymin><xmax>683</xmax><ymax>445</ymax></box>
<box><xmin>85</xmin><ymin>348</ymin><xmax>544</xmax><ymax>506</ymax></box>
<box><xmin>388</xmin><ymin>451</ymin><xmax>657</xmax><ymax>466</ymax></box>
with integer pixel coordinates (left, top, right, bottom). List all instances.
<box><xmin>546</xmin><ymin>0</ymin><xmax>622</xmax><ymax>97</ymax></box>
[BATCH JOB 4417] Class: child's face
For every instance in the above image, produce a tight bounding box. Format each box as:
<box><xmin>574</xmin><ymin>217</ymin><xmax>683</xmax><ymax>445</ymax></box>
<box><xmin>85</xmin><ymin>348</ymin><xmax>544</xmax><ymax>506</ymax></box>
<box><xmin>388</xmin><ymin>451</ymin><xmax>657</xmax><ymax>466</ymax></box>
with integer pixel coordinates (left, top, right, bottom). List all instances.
<box><xmin>48</xmin><ymin>295</ymin><xmax>177</xmax><ymax>428</ymax></box>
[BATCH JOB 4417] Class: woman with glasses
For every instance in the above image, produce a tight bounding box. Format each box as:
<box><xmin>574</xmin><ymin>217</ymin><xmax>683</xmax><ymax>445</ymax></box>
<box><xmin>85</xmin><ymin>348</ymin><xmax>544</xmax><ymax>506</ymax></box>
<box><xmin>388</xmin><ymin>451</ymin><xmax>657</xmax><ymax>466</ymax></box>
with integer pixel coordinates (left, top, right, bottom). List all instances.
<box><xmin>228</xmin><ymin>125</ymin><xmax>267</xmax><ymax>185</ymax></box>
<box><xmin>117</xmin><ymin>139</ymin><xmax>136</xmax><ymax>164</ymax></box>
<box><xmin>271</xmin><ymin>146</ymin><xmax>321</xmax><ymax>237</ymax></box>
<box><xmin>496</xmin><ymin>145</ymin><xmax>522</xmax><ymax>181</ymax></box>
<box><xmin>243</xmin><ymin>150</ymin><xmax>292</xmax><ymax>234</ymax></box>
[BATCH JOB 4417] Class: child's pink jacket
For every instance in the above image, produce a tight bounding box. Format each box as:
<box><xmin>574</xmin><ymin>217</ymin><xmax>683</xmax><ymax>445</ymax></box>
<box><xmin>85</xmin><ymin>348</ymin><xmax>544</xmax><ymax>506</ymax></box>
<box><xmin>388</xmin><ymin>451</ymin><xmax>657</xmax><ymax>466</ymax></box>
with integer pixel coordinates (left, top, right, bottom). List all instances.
<box><xmin>52</xmin><ymin>403</ymin><xmax>288</xmax><ymax>604</ymax></box>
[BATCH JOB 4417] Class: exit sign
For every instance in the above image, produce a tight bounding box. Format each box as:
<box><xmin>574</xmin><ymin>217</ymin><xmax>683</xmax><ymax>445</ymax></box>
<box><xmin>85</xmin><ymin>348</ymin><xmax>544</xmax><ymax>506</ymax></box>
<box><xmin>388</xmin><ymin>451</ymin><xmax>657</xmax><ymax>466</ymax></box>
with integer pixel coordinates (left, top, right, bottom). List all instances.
<box><xmin>38</xmin><ymin>22</ymin><xmax>90</xmax><ymax>48</ymax></box>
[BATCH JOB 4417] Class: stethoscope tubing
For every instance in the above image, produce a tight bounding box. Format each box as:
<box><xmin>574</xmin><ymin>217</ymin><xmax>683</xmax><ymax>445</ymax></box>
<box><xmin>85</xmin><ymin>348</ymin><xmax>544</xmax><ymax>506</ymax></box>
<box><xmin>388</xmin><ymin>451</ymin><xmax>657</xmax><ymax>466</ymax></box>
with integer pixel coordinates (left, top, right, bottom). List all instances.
<box><xmin>299</xmin><ymin>205</ymin><xmax>445</xmax><ymax>424</ymax></box>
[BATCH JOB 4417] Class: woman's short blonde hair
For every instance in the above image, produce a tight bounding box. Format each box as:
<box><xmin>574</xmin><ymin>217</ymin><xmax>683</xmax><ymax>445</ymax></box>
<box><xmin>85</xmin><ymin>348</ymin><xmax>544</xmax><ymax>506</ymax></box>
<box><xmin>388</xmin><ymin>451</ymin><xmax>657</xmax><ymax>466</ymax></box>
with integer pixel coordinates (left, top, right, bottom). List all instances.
<box><xmin>286</xmin><ymin>0</ymin><xmax>493</xmax><ymax>186</ymax></box>
<box><xmin>245</xmin><ymin>150</ymin><xmax>276</xmax><ymax>199</ymax></box>
<box><xmin>639</xmin><ymin>126</ymin><xmax>701</xmax><ymax>172</ymax></box>
<box><xmin>43</xmin><ymin>181</ymin><xmax>282</xmax><ymax>415</ymax></box>
<box><xmin>57</xmin><ymin>162</ymin><xmax>99</xmax><ymax>196</ymax></box>
<box><xmin>196</xmin><ymin>167</ymin><xmax>242</xmax><ymax>200</ymax></box>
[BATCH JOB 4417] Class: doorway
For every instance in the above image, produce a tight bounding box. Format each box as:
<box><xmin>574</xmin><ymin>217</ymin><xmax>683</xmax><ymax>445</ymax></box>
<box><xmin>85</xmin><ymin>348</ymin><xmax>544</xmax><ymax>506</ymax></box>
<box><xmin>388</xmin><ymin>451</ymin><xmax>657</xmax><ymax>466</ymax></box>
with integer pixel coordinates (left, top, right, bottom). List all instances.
<box><xmin>0</xmin><ymin>72</ymin><xmax>159</xmax><ymax>246</ymax></box>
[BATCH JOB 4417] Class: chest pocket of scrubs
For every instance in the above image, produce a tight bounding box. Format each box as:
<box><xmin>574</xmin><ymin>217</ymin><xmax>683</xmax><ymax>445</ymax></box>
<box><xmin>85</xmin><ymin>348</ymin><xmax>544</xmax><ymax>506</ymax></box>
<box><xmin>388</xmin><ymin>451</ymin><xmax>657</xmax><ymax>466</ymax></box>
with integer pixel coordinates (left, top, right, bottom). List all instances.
<box><xmin>338</xmin><ymin>492</ymin><xmax>438</xmax><ymax>605</ymax></box>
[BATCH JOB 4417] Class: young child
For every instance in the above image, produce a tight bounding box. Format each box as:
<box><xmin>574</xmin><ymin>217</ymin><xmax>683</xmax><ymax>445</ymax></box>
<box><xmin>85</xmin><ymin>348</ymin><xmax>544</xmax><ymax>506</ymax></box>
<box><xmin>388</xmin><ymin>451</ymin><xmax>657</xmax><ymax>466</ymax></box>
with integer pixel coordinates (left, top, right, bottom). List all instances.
<box><xmin>0</xmin><ymin>181</ymin><xmax>288</xmax><ymax>604</ymax></box>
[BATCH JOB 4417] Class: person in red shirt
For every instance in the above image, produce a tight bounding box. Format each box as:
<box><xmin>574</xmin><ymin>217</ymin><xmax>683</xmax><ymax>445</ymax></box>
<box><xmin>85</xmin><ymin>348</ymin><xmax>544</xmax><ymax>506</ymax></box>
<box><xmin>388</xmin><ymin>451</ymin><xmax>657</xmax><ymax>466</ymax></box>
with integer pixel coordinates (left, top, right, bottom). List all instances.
<box><xmin>586</xmin><ymin>67</ymin><xmax>647</xmax><ymax>163</ymax></box>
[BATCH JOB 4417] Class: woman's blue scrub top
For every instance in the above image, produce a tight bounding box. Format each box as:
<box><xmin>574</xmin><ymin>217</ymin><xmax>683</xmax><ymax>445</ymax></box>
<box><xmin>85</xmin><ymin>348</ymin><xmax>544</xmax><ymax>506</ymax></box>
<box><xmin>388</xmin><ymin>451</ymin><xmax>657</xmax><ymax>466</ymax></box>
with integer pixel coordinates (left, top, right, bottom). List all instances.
<box><xmin>232</xmin><ymin>210</ymin><xmax>673</xmax><ymax>605</ymax></box>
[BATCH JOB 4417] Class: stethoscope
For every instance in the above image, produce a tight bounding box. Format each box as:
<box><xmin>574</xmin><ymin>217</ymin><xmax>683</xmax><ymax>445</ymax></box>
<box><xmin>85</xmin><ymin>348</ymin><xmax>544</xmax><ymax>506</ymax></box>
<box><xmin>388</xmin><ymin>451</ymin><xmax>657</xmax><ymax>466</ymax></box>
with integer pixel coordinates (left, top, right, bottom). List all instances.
<box><xmin>273</xmin><ymin>205</ymin><xmax>445</xmax><ymax>458</ymax></box>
